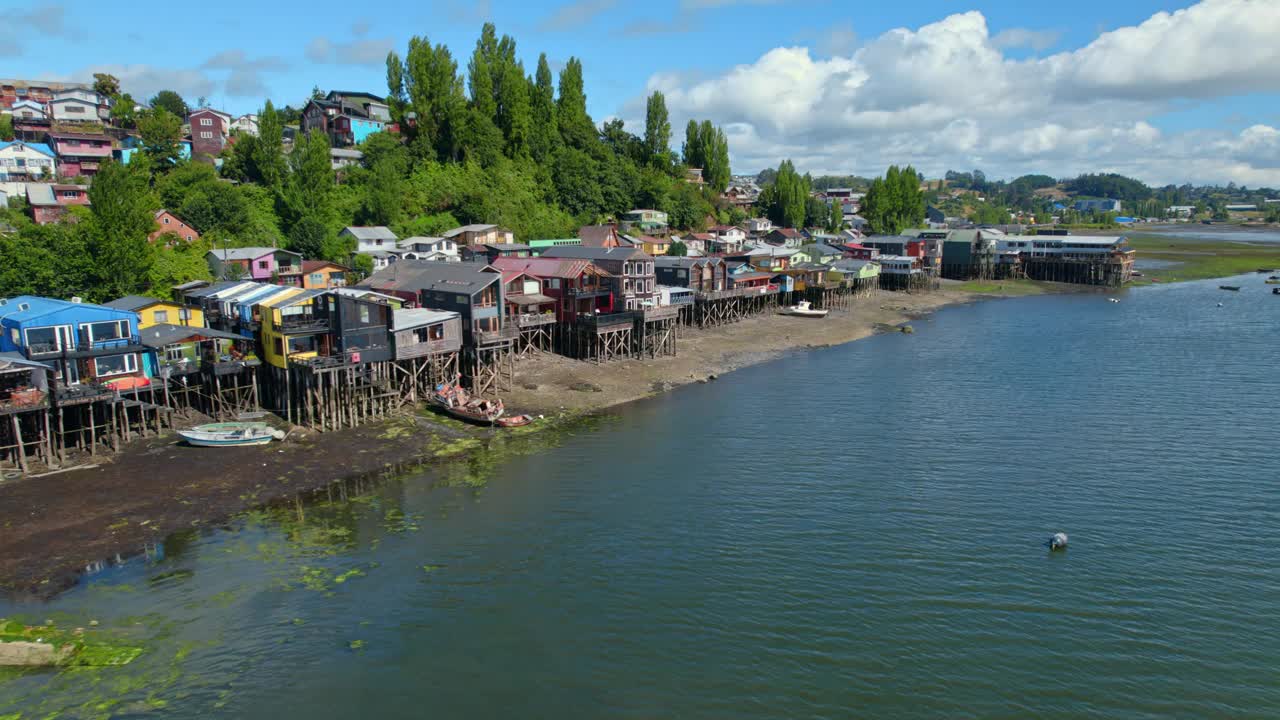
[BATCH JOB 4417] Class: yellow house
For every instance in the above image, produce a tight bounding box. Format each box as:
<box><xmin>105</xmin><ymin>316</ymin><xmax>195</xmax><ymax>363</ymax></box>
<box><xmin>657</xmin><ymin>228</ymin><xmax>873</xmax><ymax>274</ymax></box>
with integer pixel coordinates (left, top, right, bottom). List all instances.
<box><xmin>104</xmin><ymin>295</ymin><xmax>205</xmax><ymax>329</ymax></box>
<box><xmin>260</xmin><ymin>288</ymin><xmax>329</xmax><ymax>369</ymax></box>
<box><xmin>636</xmin><ymin>235</ymin><xmax>671</xmax><ymax>256</ymax></box>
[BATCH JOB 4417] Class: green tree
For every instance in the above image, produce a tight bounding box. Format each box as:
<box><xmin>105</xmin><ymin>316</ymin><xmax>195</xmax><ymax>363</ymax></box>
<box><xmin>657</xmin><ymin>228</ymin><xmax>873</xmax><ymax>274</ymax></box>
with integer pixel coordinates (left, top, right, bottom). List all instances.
<box><xmin>137</xmin><ymin>108</ymin><xmax>184</xmax><ymax>169</ymax></box>
<box><xmin>93</xmin><ymin>73</ymin><xmax>121</xmax><ymax>99</ymax></box>
<box><xmin>761</xmin><ymin>159</ymin><xmax>807</xmax><ymax>229</ymax></box>
<box><xmin>283</xmin><ymin>130</ymin><xmax>334</xmax><ymax>229</ymax></box>
<box><xmin>826</xmin><ymin>199</ymin><xmax>844</xmax><ymax>232</ymax></box>
<box><xmin>147</xmin><ymin>241</ymin><xmax>212</xmax><ymax>298</ymax></box>
<box><xmin>361</xmin><ymin>155</ymin><xmax>406</xmax><ymax>225</ymax></box>
<box><xmin>251</xmin><ymin>100</ymin><xmax>287</xmax><ymax>188</ymax></box>
<box><xmin>386</xmin><ymin>50</ymin><xmax>407</xmax><ymax>121</ymax></box>
<box><xmin>667</xmin><ymin>239</ymin><xmax>688</xmax><ymax>256</ymax></box>
<box><xmin>643</xmin><ymin>91</ymin><xmax>671</xmax><ymax>169</ymax></box>
<box><xmin>0</xmin><ymin>114</ymin><xmax>12</xmax><ymax>141</ymax></box>
<box><xmin>404</xmin><ymin>35</ymin><xmax>466</xmax><ymax>162</ymax></box>
<box><xmin>109</xmin><ymin>93</ymin><xmax>137</xmax><ymax>129</ymax></box>
<box><xmin>682</xmin><ymin>119</ymin><xmax>702</xmax><ymax>169</ymax></box>
<box><xmin>528</xmin><ymin>54</ymin><xmax>559</xmax><ymax>162</ymax></box>
<box><xmin>862</xmin><ymin>165</ymin><xmax>924</xmax><ymax>235</ymax></box>
<box><xmin>286</xmin><ymin>216</ymin><xmax>331</xmax><ymax>260</ymax></box>
<box><xmin>148</xmin><ymin>90</ymin><xmax>189</xmax><ymax>118</ymax></box>
<box><xmin>87</xmin><ymin>160</ymin><xmax>158</xmax><ymax>300</ymax></box>
<box><xmin>556</xmin><ymin>57</ymin><xmax>594</xmax><ymax>150</ymax></box>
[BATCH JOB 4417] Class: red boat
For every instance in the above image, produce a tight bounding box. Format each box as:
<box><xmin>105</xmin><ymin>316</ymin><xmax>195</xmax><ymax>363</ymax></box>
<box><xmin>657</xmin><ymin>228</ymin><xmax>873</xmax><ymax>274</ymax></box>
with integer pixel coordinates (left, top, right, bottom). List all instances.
<box><xmin>430</xmin><ymin>378</ymin><xmax>505</xmax><ymax>425</ymax></box>
<box><xmin>495</xmin><ymin>414</ymin><xmax>535</xmax><ymax>428</ymax></box>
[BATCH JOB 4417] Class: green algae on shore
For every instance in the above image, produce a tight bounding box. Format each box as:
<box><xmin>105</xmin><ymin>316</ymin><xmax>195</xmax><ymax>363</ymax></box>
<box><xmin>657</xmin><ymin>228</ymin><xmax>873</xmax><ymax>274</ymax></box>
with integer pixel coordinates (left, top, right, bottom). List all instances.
<box><xmin>0</xmin><ymin>619</ymin><xmax>143</xmax><ymax>667</ymax></box>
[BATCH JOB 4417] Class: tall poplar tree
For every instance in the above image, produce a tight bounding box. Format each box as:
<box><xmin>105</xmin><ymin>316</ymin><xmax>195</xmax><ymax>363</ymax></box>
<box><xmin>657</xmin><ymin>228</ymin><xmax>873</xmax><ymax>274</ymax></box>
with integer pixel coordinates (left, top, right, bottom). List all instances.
<box><xmin>643</xmin><ymin>91</ymin><xmax>671</xmax><ymax>169</ymax></box>
<box><xmin>528</xmin><ymin>54</ymin><xmax>559</xmax><ymax>161</ymax></box>
<box><xmin>556</xmin><ymin>57</ymin><xmax>594</xmax><ymax>149</ymax></box>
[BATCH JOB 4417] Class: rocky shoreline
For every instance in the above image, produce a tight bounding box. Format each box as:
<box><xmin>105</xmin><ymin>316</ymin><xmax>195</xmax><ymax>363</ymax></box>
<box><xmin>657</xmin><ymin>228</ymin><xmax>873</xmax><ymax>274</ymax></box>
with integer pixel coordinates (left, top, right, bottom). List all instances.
<box><xmin>0</xmin><ymin>285</ymin><xmax>1050</xmax><ymax>599</ymax></box>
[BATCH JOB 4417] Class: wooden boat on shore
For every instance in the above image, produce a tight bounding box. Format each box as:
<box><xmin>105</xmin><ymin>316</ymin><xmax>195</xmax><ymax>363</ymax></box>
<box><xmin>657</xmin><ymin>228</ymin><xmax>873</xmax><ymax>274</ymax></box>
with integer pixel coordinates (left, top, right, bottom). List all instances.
<box><xmin>430</xmin><ymin>379</ymin><xmax>505</xmax><ymax>425</ymax></box>
<box><xmin>178</xmin><ymin>422</ymin><xmax>284</xmax><ymax>447</ymax></box>
<box><xmin>780</xmin><ymin>301</ymin><xmax>829</xmax><ymax>318</ymax></box>
<box><xmin>1219</xmin><ymin>285</ymin><xmax>1242</xmax><ymax>291</ymax></box>
<box><xmin>495</xmin><ymin>414</ymin><xmax>535</xmax><ymax>428</ymax></box>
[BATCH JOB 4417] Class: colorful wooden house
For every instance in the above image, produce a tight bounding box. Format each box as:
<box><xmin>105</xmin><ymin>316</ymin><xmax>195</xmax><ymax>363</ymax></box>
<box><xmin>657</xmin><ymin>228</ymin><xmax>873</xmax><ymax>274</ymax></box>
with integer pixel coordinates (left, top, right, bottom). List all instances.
<box><xmin>278</xmin><ymin>260</ymin><xmax>351</xmax><ymax>290</ymax></box>
<box><xmin>0</xmin><ymin>296</ymin><xmax>148</xmax><ymax>390</ymax></box>
<box><xmin>461</xmin><ymin>243</ymin><xmax>533</xmax><ymax>264</ymax></box>
<box><xmin>358</xmin><ymin>261</ymin><xmax>506</xmax><ymax>346</ymax></box>
<box><xmin>206</xmin><ymin>247</ymin><xmax>303</xmax><ymax>281</ymax></box>
<box><xmin>391</xmin><ymin>308</ymin><xmax>462</xmax><ymax>360</ymax></box>
<box><xmin>540</xmin><ymin>246</ymin><xmax>657</xmax><ymax>311</ymax></box>
<box><xmin>793</xmin><ymin>243</ymin><xmax>844</xmax><ymax>266</ymax></box>
<box><xmin>654</xmin><ymin>257</ymin><xmax>729</xmax><ymax>294</ymax></box>
<box><xmin>104</xmin><ymin>295</ymin><xmax>204</xmax><ymax>329</ymax></box>
<box><xmin>259</xmin><ymin>289</ymin><xmax>327</xmax><ymax>369</ymax></box>
<box><xmin>490</xmin><ymin>257</ymin><xmax>613</xmax><ymax>321</ymax></box>
<box><xmin>138</xmin><ymin>324</ymin><xmax>259</xmax><ymax>380</ymax></box>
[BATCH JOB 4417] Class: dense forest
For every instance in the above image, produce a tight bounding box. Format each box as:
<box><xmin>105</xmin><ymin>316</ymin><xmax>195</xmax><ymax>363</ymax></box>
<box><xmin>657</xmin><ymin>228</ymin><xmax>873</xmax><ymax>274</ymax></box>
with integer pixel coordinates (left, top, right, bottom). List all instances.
<box><xmin>0</xmin><ymin>23</ymin><xmax>741</xmax><ymax>303</ymax></box>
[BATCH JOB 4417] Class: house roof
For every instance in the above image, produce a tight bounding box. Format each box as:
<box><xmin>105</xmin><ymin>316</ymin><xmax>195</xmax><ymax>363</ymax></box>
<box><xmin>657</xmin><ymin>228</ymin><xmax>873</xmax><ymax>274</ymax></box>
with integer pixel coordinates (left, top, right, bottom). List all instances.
<box><xmin>207</xmin><ymin>247</ymin><xmax>300</xmax><ymax>261</ymax></box>
<box><xmin>137</xmin><ymin>323</ymin><xmax>246</xmax><ymax>348</ymax></box>
<box><xmin>330</xmin><ymin>148</ymin><xmax>364</xmax><ymax>159</ymax></box>
<box><xmin>770</xmin><ymin>228</ymin><xmax>804</xmax><ymax>238</ymax></box>
<box><xmin>0</xmin><ymin>296</ymin><xmax>124</xmax><ymax>323</ymax></box>
<box><xmin>578</xmin><ymin>225</ymin><xmax>618</xmax><ymax>248</ymax></box>
<box><xmin>182</xmin><ymin>280</ymin><xmax>250</xmax><ymax>299</ymax></box>
<box><xmin>797</xmin><ymin>243</ymin><xmax>844</xmax><ymax>256</ymax></box>
<box><xmin>540</xmin><ymin>246</ymin><xmax>652</xmax><ymax>262</ymax></box>
<box><xmin>103</xmin><ymin>295</ymin><xmax>168</xmax><ymax>311</ymax></box>
<box><xmin>46</xmin><ymin>131</ymin><xmax>111</xmax><ymax>141</ymax></box>
<box><xmin>261</xmin><ymin>288</ymin><xmax>325</xmax><ymax>309</ymax></box>
<box><xmin>508</xmin><ymin>292</ymin><xmax>555</xmax><ymax>306</ymax></box>
<box><xmin>25</xmin><ymin>184</ymin><xmax>55</xmax><ymax>206</ymax></box>
<box><xmin>392</xmin><ymin>307</ymin><xmax>460</xmax><ymax>331</ymax></box>
<box><xmin>0</xmin><ymin>141</ymin><xmax>55</xmax><ymax>158</ymax></box>
<box><xmin>474</xmin><ymin>243</ymin><xmax>531</xmax><ymax>252</ymax></box>
<box><xmin>327</xmin><ymin>90</ymin><xmax>388</xmax><ymax>105</ymax></box>
<box><xmin>342</xmin><ymin>226</ymin><xmax>398</xmax><ymax>241</ymax></box>
<box><xmin>490</xmin><ymin>256</ymin><xmax>601</xmax><ymax>279</ymax></box>
<box><xmin>731</xmin><ymin>271</ymin><xmax>774</xmax><ymax>282</ymax></box>
<box><xmin>329</xmin><ymin>288</ymin><xmax>400</xmax><ymax>304</ymax></box>
<box><xmin>360</xmin><ymin>261</ymin><xmax>500</xmax><ymax>295</ymax></box>
<box><xmin>399</xmin><ymin>236</ymin><xmax>447</xmax><ymax>248</ymax></box>
<box><xmin>442</xmin><ymin>224</ymin><xmax>500</xmax><ymax>238</ymax></box>
<box><xmin>279</xmin><ymin>260</ymin><xmax>351</xmax><ymax>275</ymax></box>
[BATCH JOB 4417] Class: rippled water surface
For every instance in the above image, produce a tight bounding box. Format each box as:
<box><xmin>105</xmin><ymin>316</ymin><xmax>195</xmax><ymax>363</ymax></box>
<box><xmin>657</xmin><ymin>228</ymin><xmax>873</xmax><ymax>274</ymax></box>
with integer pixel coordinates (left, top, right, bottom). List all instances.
<box><xmin>2</xmin><ymin>275</ymin><xmax>1278</xmax><ymax>719</ymax></box>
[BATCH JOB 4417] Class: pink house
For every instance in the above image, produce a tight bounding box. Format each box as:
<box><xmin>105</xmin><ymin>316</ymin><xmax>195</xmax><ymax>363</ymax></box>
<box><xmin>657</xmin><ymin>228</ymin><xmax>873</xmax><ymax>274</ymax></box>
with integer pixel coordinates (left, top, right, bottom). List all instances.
<box><xmin>205</xmin><ymin>247</ymin><xmax>302</xmax><ymax>281</ymax></box>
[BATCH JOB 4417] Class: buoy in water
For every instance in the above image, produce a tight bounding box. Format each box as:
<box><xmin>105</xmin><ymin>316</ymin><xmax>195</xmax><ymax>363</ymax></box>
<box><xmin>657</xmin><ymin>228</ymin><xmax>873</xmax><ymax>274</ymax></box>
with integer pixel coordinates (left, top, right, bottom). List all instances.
<box><xmin>1049</xmin><ymin>532</ymin><xmax>1068</xmax><ymax>551</ymax></box>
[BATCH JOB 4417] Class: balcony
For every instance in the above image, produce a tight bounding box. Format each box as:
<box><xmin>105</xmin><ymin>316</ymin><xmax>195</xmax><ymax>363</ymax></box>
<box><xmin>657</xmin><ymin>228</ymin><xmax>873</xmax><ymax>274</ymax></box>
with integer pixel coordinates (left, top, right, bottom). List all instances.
<box><xmin>565</xmin><ymin>287</ymin><xmax>610</xmax><ymax>298</ymax></box>
<box><xmin>515</xmin><ymin>313</ymin><xmax>557</xmax><ymax>328</ymax></box>
<box><xmin>0</xmin><ymin>388</ymin><xmax>49</xmax><ymax>415</ymax></box>
<box><xmin>642</xmin><ymin>306</ymin><xmax>680</xmax><ymax>321</ymax></box>
<box><xmin>575</xmin><ymin>311</ymin><xmax>639</xmax><ymax>329</ymax></box>
<box><xmin>475</xmin><ymin>325</ymin><xmax>520</xmax><ymax>346</ymax></box>
<box><xmin>279</xmin><ymin>317</ymin><xmax>329</xmax><ymax>334</ymax></box>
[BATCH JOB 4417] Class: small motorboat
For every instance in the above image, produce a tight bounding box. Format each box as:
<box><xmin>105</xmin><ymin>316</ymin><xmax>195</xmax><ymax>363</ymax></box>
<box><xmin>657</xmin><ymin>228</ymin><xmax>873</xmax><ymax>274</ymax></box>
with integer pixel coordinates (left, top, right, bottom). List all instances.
<box><xmin>495</xmin><ymin>414</ymin><xmax>536</xmax><ymax>428</ymax></box>
<box><xmin>1265</xmin><ymin>276</ymin><xmax>1280</xmax><ymax>284</ymax></box>
<box><xmin>780</xmin><ymin>300</ymin><xmax>829</xmax><ymax>318</ymax></box>
<box><xmin>1107</xmin><ymin>298</ymin><xmax>1120</xmax><ymax>303</ymax></box>
<box><xmin>430</xmin><ymin>377</ymin><xmax>505</xmax><ymax>425</ymax></box>
<box><xmin>1273</xmin><ymin>287</ymin><xmax>1280</xmax><ymax>295</ymax></box>
<box><xmin>178</xmin><ymin>422</ymin><xmax>284</xmax><ymax>447</ymax></box>
<box><xmin>1219</xmin><ymin>285</ymin><xmax>1242</xmax><ymax>291</ymax></box>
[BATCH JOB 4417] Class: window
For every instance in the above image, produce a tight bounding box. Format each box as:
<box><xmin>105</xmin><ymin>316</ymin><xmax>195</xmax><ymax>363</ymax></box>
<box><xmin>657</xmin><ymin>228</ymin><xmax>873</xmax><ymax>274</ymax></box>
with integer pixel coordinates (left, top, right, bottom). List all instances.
<box><xmin>163</xmin><ymin>217</ymin><xmax>170</xmax><ymax>224</ymax></box>
<box><xmin>180</xmin><ymin>309</ymin><xmax>191</xmax><ymax>321</ymax></box>
<box><xmin>65</xmin><ymin>105</ymin><xmax>85</xmax><ymax>114</ymax></box>
<box><xmin>164</xmin><ymin>345</ymin><xmax>185</xmax><ymax>362</ymax></box>
<box><xmin>94</xmin><ymin>353</ymin><xmax>138</xmax><ymax>377</ymax></box>
<box><xmin>15</xmin><ymin>159</ymin><xmax>25</xmax><ymax>168</ymax></box>
<box><xmin>200</xmin><ymin>118</ymin><xmax>213</xmax><ymax>126</ymax></box>
<box><xmin>258</xmin><ymin>260</ymin><xmax>269</xmax><ymax>269</ymax></box>
<box><xmin>359</xmin><ymin>305</ymin><xmax>370</xmax><ymax>324</ymax></box>
<box><xmin>84</xmin><ymin>320</ymin><xmax>129</xmax><ymax>343</ymax></box>
<box><xmin>310</xmin><ymin>273</ymin><xmax>324</xmax><ymax>285</ymax></box>
<box><xmin>200</xmin><ymin>131</ymin><xmax>213</xmax><ymax>139</ymax></box>
<box><xmin>543</xmin><ymin>278</ymin><xmax>561</xmax><ymax>290</ymax></box>
<box><xmin>24</xmin><ymin>326</ymin><xmax>58</xmax><ymax>350</ymax></box>
<box><xmin>62</xmin><ymin>190</ymin><xmax>78</xmax><ymax>198</ymax></box>
<box><xmin>153</xmin><ymin>310</ymin><xmax>169</xmax><ymax>323</ymax></box>
<box><xmin>274</xmin><ymin>337</ymin><xmax>284</xmax><ymax>356</ymax></box>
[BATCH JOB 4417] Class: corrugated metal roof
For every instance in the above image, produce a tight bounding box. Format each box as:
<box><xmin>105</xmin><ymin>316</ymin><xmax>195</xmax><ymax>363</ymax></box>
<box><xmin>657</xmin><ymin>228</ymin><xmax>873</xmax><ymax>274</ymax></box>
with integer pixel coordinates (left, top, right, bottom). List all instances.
<box><xmin>25</xmin><ymin>184</ymin><xmax>55</xmax><ymax>206</ymax></box>
<box><xmin>392</xmin><ymin>308</ymin><xmax>460</xmax><ymax>331</ymax></box>
<box><xmin>361</xmin><ymin>261</ymin><xmax>500</xmax><ymax>295</ymax></box>
<box><xmin>138</xmin><ymin>323</ymin><xmax>247</xmax><ymax>348</ymax></box>
<box><xmin>103</xmin><ymin>295</ymin><xmax>163</xmax><ymax>311</ymax></box>
<box><xmin>342</xmin><ymin>226</ymin><xmax>398</xmax><ymax>241</ymax></box>
<box><xmin>208</xmin><ymin>247</ymin><xmax>292</xmax><ymax>261</ymax></box>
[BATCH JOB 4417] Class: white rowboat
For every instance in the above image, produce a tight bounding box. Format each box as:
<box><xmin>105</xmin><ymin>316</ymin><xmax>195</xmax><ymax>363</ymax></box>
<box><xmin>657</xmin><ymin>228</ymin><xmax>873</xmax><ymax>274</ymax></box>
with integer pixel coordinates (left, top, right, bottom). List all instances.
<box><xmin>178</xmin><ymin>422</ymin><xmax>285</xmax><ymax>447</ymax></box>
<box><xmin>780</xmin><ymin>301</ymin><xmax>829</xmax><ymax>318</ymax></box>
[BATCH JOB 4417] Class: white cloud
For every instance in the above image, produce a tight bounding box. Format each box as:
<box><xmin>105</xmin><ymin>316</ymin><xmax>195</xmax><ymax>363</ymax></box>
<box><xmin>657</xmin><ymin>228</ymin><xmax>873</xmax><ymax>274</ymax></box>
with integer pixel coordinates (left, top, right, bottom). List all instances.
<box><xmin>305</xmin><ymin>35</ymin><xmax>396</xmax><ymax>66</ymax></box>
<box><xmin>817</xmin><ymin>21</ymin><xmax>858</xmax><ymax>57</ymax></box>
<box><xmin>201</xmin><ymin>50</ymin><xmax>289</xmax><ymax>98</ymax></box>
<box><xmin>630</xmin><ymin>0</ymin><xmax>1280</xmax><ymax>185</ymax></box>
<box><xmin>539</xmin><ymin>0</ymin><xmax>617</xmax><ymax>31</ymax></box>
<box><xmin>991</xmin><ymin>27</ymin><xmax>1060</xmax><ymax>51</ymax></box>
<box><xmin>81</xmin><ymin>65</ymin><xmax>218</xmax><ymax>103</ymax></box>
<box><xmin>7</xmin><ymin>4</ymin><xmax>69</xmax><ymax>57</ymax></box>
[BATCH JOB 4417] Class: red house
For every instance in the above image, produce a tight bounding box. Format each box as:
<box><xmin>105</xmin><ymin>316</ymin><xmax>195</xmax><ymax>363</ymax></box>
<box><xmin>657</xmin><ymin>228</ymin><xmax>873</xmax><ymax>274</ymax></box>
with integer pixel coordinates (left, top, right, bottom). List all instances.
<box><xmin>150</xmin><ymin>209</ymin><xmax>200</xmax><ymax>244</ymax></box>
<box><xmin>26</xmin><ymin>183</ymin><xmax>89</xmax><ymax>224</ymax></box>
<box><xmin>841</xmin><ymin>243</ymin><xmax>880</xmax><ymax>261</ymax></box>
<box><xmin>46</xmin><ymin>131</ymin><xmax>112</xmax><ymax>177</ymax></box>
<box><xmin>490</xmin><ymin>257</ymin><xmax>613</xmax><ymax>321</ymax></box>
<box><xmin>188</xmin><ymin>108</ymin><xmax>227</xmax><ymax>161</ymax></box>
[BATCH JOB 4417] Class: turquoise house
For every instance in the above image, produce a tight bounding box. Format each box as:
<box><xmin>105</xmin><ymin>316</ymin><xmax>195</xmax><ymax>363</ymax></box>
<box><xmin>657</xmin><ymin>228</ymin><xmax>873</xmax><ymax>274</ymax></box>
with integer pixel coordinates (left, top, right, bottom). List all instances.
<box><xmin>116</xmin><ymin>137</ymin><xmax>192</xmax><ymax>164</ymax></box>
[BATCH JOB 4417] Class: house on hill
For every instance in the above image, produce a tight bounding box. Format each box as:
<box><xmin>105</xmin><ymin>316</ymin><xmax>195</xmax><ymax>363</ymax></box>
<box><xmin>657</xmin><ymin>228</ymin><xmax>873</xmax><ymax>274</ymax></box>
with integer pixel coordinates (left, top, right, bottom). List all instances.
<box><xmin>150</xmin><ymin>210</ymin><xmax>200</xmax><ymax>244</ymax></box>
<box><xmin>442</xmin><ymin>224</ymin><xmax>514</xmax><ymax>247</ymax></box>
<box><xmin>206</xmin><ymin>247</ymin><xmax>303</xmax><ymax>281</ymax></box>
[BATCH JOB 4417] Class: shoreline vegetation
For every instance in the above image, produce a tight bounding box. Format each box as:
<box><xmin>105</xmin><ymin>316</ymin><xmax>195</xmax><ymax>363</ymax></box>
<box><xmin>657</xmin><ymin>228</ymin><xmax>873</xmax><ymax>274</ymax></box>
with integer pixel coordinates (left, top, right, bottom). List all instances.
<box><xmin>0</xmin><ymin>243</ymin><xmax>1271</xmax><ymax>600</ymax></box>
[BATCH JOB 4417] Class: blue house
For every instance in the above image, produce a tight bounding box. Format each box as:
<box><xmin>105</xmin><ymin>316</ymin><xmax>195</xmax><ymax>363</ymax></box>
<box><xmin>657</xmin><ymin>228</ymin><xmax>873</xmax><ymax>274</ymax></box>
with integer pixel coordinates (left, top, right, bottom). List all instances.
<box><xmin>0</xmin><ymin>296</ymin><xmax>149</xmax><ymax>389</ymax></box>
<box><xmin>116</xmin><ymin>136</ymin><xmax>192</xmax><ymax>165</ymax></box>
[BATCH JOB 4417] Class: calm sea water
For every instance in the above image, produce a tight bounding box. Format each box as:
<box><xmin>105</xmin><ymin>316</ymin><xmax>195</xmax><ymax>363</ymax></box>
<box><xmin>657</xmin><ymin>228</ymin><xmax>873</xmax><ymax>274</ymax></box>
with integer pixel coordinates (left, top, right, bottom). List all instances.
<box><xmin>2</xmin><ymin>274</ymin><xmax>1278</xmax><ymax>719</ymax></box>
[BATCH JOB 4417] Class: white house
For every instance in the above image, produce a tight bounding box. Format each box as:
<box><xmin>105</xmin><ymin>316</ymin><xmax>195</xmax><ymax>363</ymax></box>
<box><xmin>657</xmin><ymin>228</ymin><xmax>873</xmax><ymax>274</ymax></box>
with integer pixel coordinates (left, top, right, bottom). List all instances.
<box><xmin>49</xmin><ymin>96</ymin><xmax>102</xmax><ymax>122</ymax></box>
<box><xmin>341</xmin><ymin>226</ymin><xmax>399</xmax><ymax>254</ymax></box>
<box><xmin>709</xmin><ymin>225</ymin><xmax>747</xmax><ymax>250</ymax></box>
<box><xmin>330</xmin><ymin>148</ymin><xmax>363</xmax><ymax>171</ymax></box>
<box><xmin>398</xmin><ymin>236</ymin><xmax>459</xmax><ymax>261</ymax></box>
<box><xmin>231</xmin><ymin>114</ymin><xmax>259</xmax><ymax>136</ymax></box>
<box><xmin>9</xmin><ymin>100</ymin><xmax>49</xmax><ymax>122</ymax></box>
<box><xmin>745</xmin><ymin>218</ymin><xmax>773</xmax><ymax>234</ymax></box>
<box><xmin>0</xmin><ymin>141</ymin><xmax>56</xmax><ymax>181</ymax></box>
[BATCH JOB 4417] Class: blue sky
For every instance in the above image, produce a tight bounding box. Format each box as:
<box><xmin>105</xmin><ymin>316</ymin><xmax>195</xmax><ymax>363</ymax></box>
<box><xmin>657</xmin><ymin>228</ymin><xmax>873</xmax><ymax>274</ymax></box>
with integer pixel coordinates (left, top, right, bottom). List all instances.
<box><xmin>8</xmin><ymin>0</ymin><xmax>1280</xmax><ymax>185</ymax></box>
